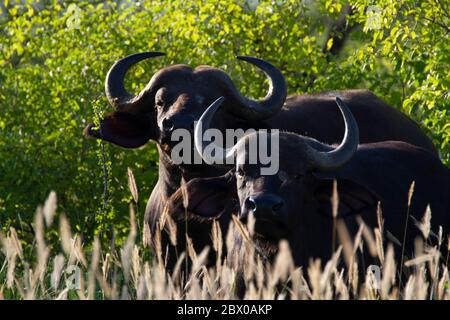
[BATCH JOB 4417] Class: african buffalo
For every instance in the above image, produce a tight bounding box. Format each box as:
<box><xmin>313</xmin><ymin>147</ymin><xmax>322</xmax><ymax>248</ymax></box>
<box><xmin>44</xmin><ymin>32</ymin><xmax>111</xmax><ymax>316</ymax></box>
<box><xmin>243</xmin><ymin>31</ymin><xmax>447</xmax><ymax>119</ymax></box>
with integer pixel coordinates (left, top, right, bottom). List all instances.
<box><xmin>185</xmin><ymin>96</ymin><xmax>450</xmax><ymax>268</ymax></box>
<box><xmin>83</xmin><ymin>52</ymin><xmax>438</xmax><ymax>253</ymax></box>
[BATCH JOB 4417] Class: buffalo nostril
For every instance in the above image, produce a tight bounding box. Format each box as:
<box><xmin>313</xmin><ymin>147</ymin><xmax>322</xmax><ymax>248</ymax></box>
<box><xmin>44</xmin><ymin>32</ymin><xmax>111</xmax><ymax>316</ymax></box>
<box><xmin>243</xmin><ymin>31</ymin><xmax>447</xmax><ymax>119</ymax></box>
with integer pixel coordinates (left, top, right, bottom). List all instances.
<box><xmin>189</xmin><ymin>121</ymin><xmax>195</xmax><ymax>130</ymax></box>
<box><xmin>245</xmin><ymin>197</ymin><xmax>257</xmax><ymax>211</ymax></box>
<box><xmin>162</xmin><ymin>117</ymin><xmax>174</xmax><ymax>131</ymax></box>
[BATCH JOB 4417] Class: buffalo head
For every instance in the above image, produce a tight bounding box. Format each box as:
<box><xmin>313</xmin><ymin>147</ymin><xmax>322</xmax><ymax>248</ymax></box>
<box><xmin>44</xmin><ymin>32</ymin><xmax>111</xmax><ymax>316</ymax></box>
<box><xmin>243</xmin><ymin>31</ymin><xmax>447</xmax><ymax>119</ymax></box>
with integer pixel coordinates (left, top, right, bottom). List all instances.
<box><xmin>84</xmin><ymin>52</ymin><xmax>286</xmax><ymax>172</ymax></box>
<box><xmin>193</xmin><ymin>96</ymin><xmax>359</xmax><ymax>255</ymax></box>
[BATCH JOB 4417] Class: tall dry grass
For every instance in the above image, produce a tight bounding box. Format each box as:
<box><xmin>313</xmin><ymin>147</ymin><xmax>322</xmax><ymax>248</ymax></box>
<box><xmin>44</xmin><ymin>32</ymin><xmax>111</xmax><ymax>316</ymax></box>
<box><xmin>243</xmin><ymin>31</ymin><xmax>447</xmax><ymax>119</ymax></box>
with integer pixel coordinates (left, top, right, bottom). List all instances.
<box><xmin>0</xmin><ymin>178</ymin><xmax>448</xmax><ymax>300</ymax></box>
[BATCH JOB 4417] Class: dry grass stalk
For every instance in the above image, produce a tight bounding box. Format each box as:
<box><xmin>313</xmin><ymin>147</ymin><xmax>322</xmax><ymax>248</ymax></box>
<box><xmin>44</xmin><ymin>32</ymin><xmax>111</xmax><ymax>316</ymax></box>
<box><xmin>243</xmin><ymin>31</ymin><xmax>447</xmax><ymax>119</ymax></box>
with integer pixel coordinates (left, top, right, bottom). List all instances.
<box><xmin>356</xmin><ymin>216</ymin><xmax>377</xmax><ymax>257</ymax></box>
<box><xmin>381</xmin><ymin>244</ymin><xmax>396</xmax><ymax>299</ymax></box>
<box><xmin>231</xmin><ymin>214</ymin><xmax>250</xmax><ymax>242</ymax></box>
<box><xmin>331</xmin><ymin>180</ymin><xmax>339</xmax><ymax>253</ymax></box>
<box><xmin>336</xmin><ymin>219</ymin><xmax>352</xmax><ymax>268</ymax></box>
<box><xmin>211</xmin><ymin>219</ymin><xmax>223</xmax><ymax>272</ymax></box>
<box><xmin>136</xmin><ymin>275</ymin><xmax>147</xmax><ymax>300</ymax></box>
<box><xmin>331</xmin><ymin>180</ymin><xmax>339</xmax><ymax>218</ymax></box>
<box><xmin>127</xmin><ymin>167</ymin><xmax>139</xmax><ymax>204</ymax></box>
<box><xmin>1</xmin><ymin>228</ymin><xmax>23</xmax><ymax>289</ymax></box>
<box><xmin>180</xmin><ymin>181</ymin><xmax>189</xmax><ymax>277</ymax></box>
<box><xmin>226</xmin><ymin>219</ymin><xmax>237</xmax><ymax>259</ymax></box>
<box><xmin>159</xmin><ymin>205</ymin><xmax>169</xmax><ymax>232</ymax></box>
<box><xmin>143</xmin><ymin>222</ymin><xmax>151</xmax><ymax>248</ymax></box>
<box><xmin>320</xmin><ymin>246</ymin><xmax>342</xmax><ymax>291</ymax></box>
<box><xmin>404</xmin><ymin>251</ymin><xmax>439</xmax><ymax>267</ymax></box>
<box><xmin>273</xmin><ymin>240</ymin><xmax>293</xmax><ymax>283</ymax></box>
<box><xmin>376</xmin><ymin>202</ymin><xmax>384</xmax><ymax>233</ymax></box>
<box><xmin>418</xmin><ymin>205</ymin><xmax>432</xmax><ymax>240</ymax></box>
<box><xmin>374</xmin><ymin>228</ymin><xmax>384</xmax><ymax>264</ymax></box>
<box><xmin>43</xmin><ymin>191</ymin><xmax>57</xmax><ymax>227</ymax></box>
<box><xmin>185</xmin><ymin>236</ymin><xmax>198</xmax><ymax>266</ymax></box>
<box><xmin>51</xmin><ymin>254</ymin><xmax>65</xmax><ymax>290</ymax></box>
<box><xmin>56</xmin><ymin>288</ymin><xmax>69</xmax><ymax>300</ymax></box>
<box><xmin>33</xmin><ymin>207</ymin><xmax>50</xmax><ymax>287</ymax></box>
<box><xmin>88</xmin><ymin>237</ymin><xmax>101</xmax><ymax>299</ymax></box>
<box><xmin>352</xmin><ymin>224</ymin><xmax>364</xmax><ymax>257</ymax></box>
<box><xmin>153</xmin><ymin>221</ymin><xmax>163</xmax><ymax>271</ymax></box>
<box><xmin>59</xmin><ymin>214</ymin><xmax>74</xmax><ymax>261</ymax></box>
<box><xmin>191</xmin><ymin>247</ymin><xmax>210</xmax><ymax>275</ymax></box>
<box><xmin>399</xmin><ymin>181</ymin><xmax>415</xmax><ymax>290</ymax></box>
<box><xmin>73</xmin><ymin>236</ymin><xmax>87</xmax><ymax>268</ymax></box>
<box><xmin>408</xmin><ymin>181</ymin><xmax>415</xmax><ymax>207</ymax></box>
<box><xmin>349</xmin><ymin>261</ymin><xmax>359</xmax><ymax>297</ymax></box>
<box><xmin>334</xmin><ymin>269</ymin><xmax>349</xmax><ymax>300</ymax></box>
<box><xmin>164</xmin><ymin>214</ymin><xmax>177</xmax><ymax>246</ymax></box>
<box><xmin>171</xmin><ymin>252</ymin><xmax>186</xmax><ymax>284</ymax></box>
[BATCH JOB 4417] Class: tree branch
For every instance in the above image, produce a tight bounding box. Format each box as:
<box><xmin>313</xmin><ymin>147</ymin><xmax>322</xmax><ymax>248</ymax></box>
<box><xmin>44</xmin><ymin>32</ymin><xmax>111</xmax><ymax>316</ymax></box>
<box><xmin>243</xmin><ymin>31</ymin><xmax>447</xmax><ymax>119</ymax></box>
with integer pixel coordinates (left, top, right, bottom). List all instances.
<box><xmin>306</xmin><ymin>3</ymin><xmax>356</xmax><ymax>90</ymax></box>
<box><xmin>321</xmin><ymin>4</ymin><xmax>355</xmax><ymax>57</ymax></box>
<box><xmin>423</xmin><ymin>16</ymin><xmax>450</xmax><ymax>34</ymax></box>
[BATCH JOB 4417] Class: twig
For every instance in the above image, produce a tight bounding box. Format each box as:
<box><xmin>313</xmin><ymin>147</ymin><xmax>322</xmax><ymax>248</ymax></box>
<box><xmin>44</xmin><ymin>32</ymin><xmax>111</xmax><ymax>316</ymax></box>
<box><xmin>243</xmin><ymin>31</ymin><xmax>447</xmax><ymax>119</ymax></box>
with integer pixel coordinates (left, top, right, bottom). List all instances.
<box><xmin>423</xmin><ymin>17</ymin><xmax>450</xmax><ymax>34</ymax></box>
<box><xmin>398</xmin><ymin>182</ymin><xmax>415</xmax><ymax>293</ymax></box>
<box><xmin>100</xmin><ymin>140</ymin><xmax>109</xmax><ymax>212</ymax></box>
<box><xmin>436</xmin><ymin>0</ymin><xmax>450</xmax><ymax>20</ymax></box>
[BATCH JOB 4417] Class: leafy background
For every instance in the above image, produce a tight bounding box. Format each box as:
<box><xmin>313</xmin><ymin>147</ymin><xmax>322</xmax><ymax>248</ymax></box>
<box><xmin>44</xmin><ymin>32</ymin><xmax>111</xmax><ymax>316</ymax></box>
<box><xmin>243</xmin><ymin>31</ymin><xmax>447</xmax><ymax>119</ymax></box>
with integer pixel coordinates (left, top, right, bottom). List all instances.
<box><xmin>1</xmin><ymin>0</ymin><xmax>449</xmax><ymax>251</ymax></box>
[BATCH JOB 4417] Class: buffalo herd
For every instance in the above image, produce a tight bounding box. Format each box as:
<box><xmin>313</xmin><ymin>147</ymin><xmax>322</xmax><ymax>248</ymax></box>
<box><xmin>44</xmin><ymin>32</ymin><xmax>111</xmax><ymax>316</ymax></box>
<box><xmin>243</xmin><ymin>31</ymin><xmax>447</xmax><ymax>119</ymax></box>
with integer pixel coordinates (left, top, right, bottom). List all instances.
<box><xmin>84</xmin><ymin>52</ymin><xmax>449</xmax><ymax>276</ymax></box>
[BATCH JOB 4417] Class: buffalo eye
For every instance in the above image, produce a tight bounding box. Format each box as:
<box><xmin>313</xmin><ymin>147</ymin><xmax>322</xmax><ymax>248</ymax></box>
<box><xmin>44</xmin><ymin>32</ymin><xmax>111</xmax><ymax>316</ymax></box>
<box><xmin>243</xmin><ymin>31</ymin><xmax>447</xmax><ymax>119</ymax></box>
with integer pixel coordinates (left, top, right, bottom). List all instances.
<box><xmin>237</xmin><ymin>167</ymin><xmax>245</xmax><ymax>177</ymax></box>
<box><xmin>155</xmin><ymin>99</ymin><xmax>165</xmax><ymax>109</ymax></box>
<box><xmin>155</xmin><ymin>88</ymin><xmax>169</xmax><ymax>109</ymax></box>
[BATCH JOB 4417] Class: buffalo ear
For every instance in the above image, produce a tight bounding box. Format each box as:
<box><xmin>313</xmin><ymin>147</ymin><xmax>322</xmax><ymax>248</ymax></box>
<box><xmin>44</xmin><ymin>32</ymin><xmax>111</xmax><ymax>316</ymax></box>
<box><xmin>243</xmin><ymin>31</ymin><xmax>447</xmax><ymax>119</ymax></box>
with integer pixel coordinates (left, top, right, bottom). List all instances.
<box><xmin>167</xmin><ymin>171</ymin><xmax>237</xmax><ymax>221</ymax></box>
<box><xmin>312</xmin><ymin>173</ymin><xmax>379</xmax><ymax>219</ymax></box>
<box><xmin>83</xmin><ymin>111</ymin><xmax>156</xmax><ymax>148</ymax></box>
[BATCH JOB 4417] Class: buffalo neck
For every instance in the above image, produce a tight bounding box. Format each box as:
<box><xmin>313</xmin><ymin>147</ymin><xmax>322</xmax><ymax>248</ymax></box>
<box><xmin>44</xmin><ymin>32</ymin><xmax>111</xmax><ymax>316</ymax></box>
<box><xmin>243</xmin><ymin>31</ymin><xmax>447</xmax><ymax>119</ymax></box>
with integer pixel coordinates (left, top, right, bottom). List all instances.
<box><xmin>156</xmin><ymin>145</ymin><xmax>183</xmax><ymax>199</ymax></box>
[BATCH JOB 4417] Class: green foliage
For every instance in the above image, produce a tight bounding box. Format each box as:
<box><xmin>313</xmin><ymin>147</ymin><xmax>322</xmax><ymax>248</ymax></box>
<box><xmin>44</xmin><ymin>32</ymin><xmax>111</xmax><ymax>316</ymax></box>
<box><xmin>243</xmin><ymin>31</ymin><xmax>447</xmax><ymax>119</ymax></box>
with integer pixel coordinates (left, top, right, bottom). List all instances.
<box><xmin>0</xmin><ymin>0</ymin><xmax>448</xmax><ymax>250</ymax></box>
<box><xmin>351</xmin><ymin>0</ymin><xmax>450</xmax><ymax>162</ymax></box>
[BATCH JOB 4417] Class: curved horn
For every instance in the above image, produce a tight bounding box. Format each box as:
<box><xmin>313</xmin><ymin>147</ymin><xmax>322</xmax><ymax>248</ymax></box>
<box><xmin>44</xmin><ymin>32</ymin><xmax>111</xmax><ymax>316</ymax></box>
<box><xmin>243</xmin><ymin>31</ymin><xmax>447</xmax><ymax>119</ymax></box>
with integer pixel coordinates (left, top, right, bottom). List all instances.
<box><xmin>305</xmin><ymin>97</ymin><xmax>359</xmax><ymax>171</ymax></box>
<box><xmin>105</xmin><ymin>51</ymin><xmax>165</xmax><ymax>110</ymax></box>
<box><xmin>217</xmin><ymin>56</ymin><xmax>286</xmax><ymax>120</ymax></box>
<box><xmin>194</xmin><ymin>97</ymin><xmax>237</xmax><ymax>166</ymax></box>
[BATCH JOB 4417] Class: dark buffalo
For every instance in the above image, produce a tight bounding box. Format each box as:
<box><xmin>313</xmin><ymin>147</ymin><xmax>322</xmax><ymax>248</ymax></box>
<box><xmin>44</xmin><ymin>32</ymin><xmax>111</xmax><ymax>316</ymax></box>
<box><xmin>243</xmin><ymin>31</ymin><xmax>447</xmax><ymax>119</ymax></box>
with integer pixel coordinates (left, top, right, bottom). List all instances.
<box><xmin>83</xmin><ymin>52</ymin><xmax>438</xmax><ymax>252</ymax></box>
<box><xmin>184</xmin><ymin>97</ymin><xmax>450</xmax><ymax>268</ymax></box>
